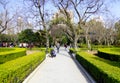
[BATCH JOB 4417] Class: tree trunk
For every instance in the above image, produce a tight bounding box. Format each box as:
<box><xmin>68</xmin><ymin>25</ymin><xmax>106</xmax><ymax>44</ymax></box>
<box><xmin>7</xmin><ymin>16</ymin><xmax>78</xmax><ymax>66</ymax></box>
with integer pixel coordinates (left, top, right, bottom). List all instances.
<box><xmin>73</xmin><ymin>36</ymin><xmax>78</xmax><ymax>49</ymax></box>
<box><xmin>85</xmin><ymin>28</ymin><xmax>91</xmax><ymax>50</ymax></box>
<box><xmin>86</xmin><ymin>36</ymin><xmax>91</xmax><ymax>50</ymax></box>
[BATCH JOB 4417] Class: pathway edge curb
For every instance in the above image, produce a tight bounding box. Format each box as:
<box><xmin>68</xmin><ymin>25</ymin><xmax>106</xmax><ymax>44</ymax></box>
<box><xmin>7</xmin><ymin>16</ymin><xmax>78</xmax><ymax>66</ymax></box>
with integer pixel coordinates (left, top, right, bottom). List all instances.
<box><xmin>23</xmin><ymin>58</ymin><xmax>46</xmax><ymax>83</ymax></box>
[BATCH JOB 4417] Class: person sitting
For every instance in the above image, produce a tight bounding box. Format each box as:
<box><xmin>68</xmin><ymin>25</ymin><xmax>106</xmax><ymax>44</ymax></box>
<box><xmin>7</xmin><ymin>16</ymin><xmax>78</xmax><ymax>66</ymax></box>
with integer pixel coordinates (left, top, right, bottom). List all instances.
<box><xmin>50</xmin><ymin>49</ymin><xmax>56</xmax><ymax>57</ymax></box>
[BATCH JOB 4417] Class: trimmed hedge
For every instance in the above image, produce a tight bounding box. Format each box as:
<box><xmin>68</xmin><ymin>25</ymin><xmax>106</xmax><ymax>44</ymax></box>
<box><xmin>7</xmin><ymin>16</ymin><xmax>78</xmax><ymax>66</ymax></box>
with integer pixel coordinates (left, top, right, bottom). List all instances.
<box><xmin>0</xmin><ymin>51</ymin><xmax>45</xmax><ymax>83</ymax></box>
<box><xmin>76</xmin><ymin>51</ymin><xmax>120</xmax><ymax>83</ymax></box>
<box><xmin>69</xmin><ymin>48</ymin><xmax>86</xmax><ymax>53</ymax></box>
<box><xmin>28</xmin><ymin>47</ymin><xmax>52</xmax><ymax>53</ymax></box>
<box><xmin>27</xmin><ymin>47</ymin><xmax>46</xmax><ymax>51</ymax></box>
<box><xmin>0</xmin><ymin>47</ymin><xmax>15</xmax><ymax>52</ymax></box>
<box><xmin>0</xmin><ymin>48</ymin><xmax>26</xmax><ymax>64</ymax></box>
<box><xmin>98</xmin><ymin>48</ymin><xmax>120</xmax><ymax>61</ymax></box>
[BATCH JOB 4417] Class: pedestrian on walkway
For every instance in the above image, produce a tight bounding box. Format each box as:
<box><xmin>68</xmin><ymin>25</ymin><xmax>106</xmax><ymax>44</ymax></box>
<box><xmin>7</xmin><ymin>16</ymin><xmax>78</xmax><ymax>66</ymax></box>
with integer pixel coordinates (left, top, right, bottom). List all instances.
<box><xmin>64</xmin><ymin>44</ymin><xmax>67</xmax><ymax>50</ymax></box>
<box><xmin>56</xmin><ymin>42</ymin><xmax>60</xmax><ymax>53</ymax></box>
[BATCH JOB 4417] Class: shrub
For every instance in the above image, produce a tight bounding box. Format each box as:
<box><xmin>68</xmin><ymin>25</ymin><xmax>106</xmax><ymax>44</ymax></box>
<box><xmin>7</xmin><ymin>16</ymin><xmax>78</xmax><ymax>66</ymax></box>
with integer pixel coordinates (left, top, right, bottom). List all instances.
<box><xmin>0</xmin><ymin>51</ymin><xmax>45</xmax><ymax>83</ymax></box>
<box><xmin>0</xmin><ymin>47</ymin><xmax>15</xmax><ymax>52</ymax></box>
<box><xmin>69</xmin><ymin>48</ymin><xmax>74</xmax><ymax>53</ymax></box>
<box><xmin>76</xmin><ymin>52</ymin><xmax>120</xmax><ymax>83</ymax></box>
<box><xmin>28</xmin><ymin>47</ymin><xmax>53</xmax><ymax>53</ymax></box>
<box><xmin>98</xmin><ymin>48</ymin><xmax>120</xmax><ymax>61</ymax></box>
<box><xmin>27</xmin><ymin>47</ymin><xmax>46</xmax><ymax>51</ymax></box>
<box><xmin>0</xmin><ymin>48</ymin><xmax>26</xmax><ymax>64</ymax></box>
<box><xmin>69</xmin><ymin>48</ymin><xmax>86</xmax><ymax>53</ymax></box>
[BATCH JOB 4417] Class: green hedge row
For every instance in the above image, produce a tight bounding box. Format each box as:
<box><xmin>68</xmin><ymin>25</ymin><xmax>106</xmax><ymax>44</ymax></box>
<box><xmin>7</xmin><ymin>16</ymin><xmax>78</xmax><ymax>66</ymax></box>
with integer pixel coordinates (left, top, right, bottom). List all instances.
<box><xmin>98</xmin><ymin>48</ymin><xmax>120</xmax><ymax>62</ymax></box>
<box><xmin>27</xmin><ymin>47</ymin><xmax>46</xmax><ymax>51</ymax></box>
<box><xmin>0</xmin><ymin>51</ymin><xmax>45</xmax><ymax>83</ymax></box>
<box><xmin>76</xmin><ymin>51</ymin><xmax>120</xmax><ymax>83</ymax></box>
<box><xmin>0</xmin><ymin>48</ymin><xmax>26</xmax><ymax>64</ymax></box>
<box><xmin>69</xmin><ymin>48</ymin><xmax>86</xmax><ymax>53</ymax></box>
<box><xmin>0</xmin><ymin>47</ymin><xmax>15</xmax><ymax>52</ymax></box>
<box><xmin>28</xmin><ymin>47</ymin><xmax>52</xmax><ymax>53</ymax></box>
<box><xmin>78</xmin><ymin>44</ymin><xmax>114</xmax><ymax>49</ymax></box>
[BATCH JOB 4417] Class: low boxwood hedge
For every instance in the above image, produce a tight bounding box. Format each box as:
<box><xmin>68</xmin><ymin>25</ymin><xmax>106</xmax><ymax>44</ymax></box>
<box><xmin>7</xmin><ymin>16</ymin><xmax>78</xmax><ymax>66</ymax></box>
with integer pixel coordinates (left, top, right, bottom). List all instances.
<box><xmin>27</xmin><ymin>47</ymin><xmax>46</xmax><ymax>51</ymax></box>
<box><xmin>76</xmin><ymin>51</ymin><xmax>120</xmax><ymax>83</ymax></box>
<box><xmin>69</xmin><ymin>48</ymin><xmax>87</xmax><ymax>53</ymax></box>
<box><xmin>98</xmin><ymin>48</ymin><xmax>120</xmax><ymax>61</ymax></box>
<box><xmin>0</xmin><ymin>48</ymin><xmax>26</xmax><ymax>64</ymax></box>
<box><xmin>0</xmin><ymin>51</ymin><xmax>45</xmax><ymax>83</ymax></box>
<box><xmin>0</xmin><ymin>47</ymin><xmax>15</xmax><ymax>52</ymax></box>
<box><xmin>27</xmin><ymin>47</ymin><xmax>52</xmax><ymax>53</ymax></box>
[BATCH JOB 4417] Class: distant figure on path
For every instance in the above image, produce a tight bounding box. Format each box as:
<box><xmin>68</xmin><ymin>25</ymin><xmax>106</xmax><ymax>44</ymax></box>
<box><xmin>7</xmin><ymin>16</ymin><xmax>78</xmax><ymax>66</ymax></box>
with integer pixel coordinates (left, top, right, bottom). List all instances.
<box><xmin>50</xmin><ymin>49</ymin><xmax>56</xmax><ymax>57</ymax></box>
<box><xmin>64</xmin><ymin>44</ymin><xmax>67</xmax><ymax>50</ymax></box>
<box><xmin>56</xmin><ymin>42</ymin><xmax>60</xmax><ymax>53</ymax></box>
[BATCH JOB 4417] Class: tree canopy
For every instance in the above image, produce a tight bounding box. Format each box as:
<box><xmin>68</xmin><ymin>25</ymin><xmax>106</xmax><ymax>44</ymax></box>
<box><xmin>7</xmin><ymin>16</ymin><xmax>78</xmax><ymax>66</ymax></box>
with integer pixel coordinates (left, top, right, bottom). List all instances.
<box><xmin>18</xmin><ymin>29</ymin><xmax>36</xmax><ymax>43</ymax></box>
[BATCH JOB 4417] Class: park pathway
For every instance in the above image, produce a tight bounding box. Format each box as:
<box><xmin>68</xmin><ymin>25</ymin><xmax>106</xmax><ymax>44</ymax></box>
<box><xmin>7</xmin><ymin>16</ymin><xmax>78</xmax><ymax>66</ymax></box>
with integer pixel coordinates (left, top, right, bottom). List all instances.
<box><xmin>23</xmin><ymin>47</ymin><xmax>96</xmax><ymax>83</ymax></box>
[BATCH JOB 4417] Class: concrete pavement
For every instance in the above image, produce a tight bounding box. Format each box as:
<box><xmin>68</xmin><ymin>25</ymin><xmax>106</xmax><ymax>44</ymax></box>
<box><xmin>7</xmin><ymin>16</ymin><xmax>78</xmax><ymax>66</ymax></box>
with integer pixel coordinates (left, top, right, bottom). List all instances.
<box><xmin>23</xmin><ymin>47</ymin><xmax>96</xmax><ymax>83</ymax></box>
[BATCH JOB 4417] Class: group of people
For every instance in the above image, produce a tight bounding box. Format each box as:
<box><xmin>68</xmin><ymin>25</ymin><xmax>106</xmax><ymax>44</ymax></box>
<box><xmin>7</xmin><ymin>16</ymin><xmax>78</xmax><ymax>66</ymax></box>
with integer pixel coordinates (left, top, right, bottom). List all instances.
<box><xmin>50</xmin><ymin>42</ymin><xmax>60</xmax><ymax>58</ymax></box>
<box><xmin>50</xmin><ymin>43</ymin><xmax>69</xmax><ymax>58</ymax></box>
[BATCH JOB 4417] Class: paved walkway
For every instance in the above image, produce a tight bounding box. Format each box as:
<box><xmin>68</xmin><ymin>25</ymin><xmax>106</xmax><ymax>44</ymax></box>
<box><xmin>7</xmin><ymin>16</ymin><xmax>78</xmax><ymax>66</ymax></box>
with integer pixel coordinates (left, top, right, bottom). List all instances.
<box><xmin>23</xmin><ymin>47</ymin><xmax>96</xmax><ymax>83</ymax></box>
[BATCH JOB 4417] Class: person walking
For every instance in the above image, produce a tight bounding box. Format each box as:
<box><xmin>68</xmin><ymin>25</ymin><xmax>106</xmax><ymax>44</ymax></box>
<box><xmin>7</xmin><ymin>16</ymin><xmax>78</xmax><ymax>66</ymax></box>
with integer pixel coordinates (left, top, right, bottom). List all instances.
<box><xmin>64</xmin><ymin>44</ymin><xmax>67</xmax><ymax>50</ymax></box>
<box><xmin>56</xmin><ymin>42</ymin><xmax>60</xmax><ymax>53</ymax></box>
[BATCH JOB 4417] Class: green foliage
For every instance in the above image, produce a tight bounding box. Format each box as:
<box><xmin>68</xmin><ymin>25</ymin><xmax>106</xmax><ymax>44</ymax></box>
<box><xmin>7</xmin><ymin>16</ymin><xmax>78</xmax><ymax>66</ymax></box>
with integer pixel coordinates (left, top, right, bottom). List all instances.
<box><xmin>0</xmin><ymin>48</ymin><xmax>26</xmax><ymax>64</ymax></box>
<box><xmin>69</xmin><ymin>48</ymin><xmax>87</xmax><ymax>54</ymax></box>
<box><xmin>18</xmin><ymin>29</ymin><xmax>36</xmax><ymax>43</ymax></box>
<box><xmin>115</xmin><ymin>21</ymin><xmax>120</xmax><ymax>44</ymax></box>
<box><xmin>50</xmin><ymin>17</ymin><xmax>66</xmax><ymax>25</ymax></box>
<box><xmin>0</xmin><ymin>34</ymin><xmax>17</xmax><ymax>42</ymax></box>
<box><xmin>69</xmin><ymin>48</ymin><xmax>78</xmax><ymax>53</ymax></box>
<box><xmin>78</xmin><ymin>44</ymin><xmax>115</xmax><ymax>50</ymax></box>
<box><xmin>98</xmin><ymin>48</ymin><xmax>120</xmax><ymax>61</ymax></box>
<box><xmin>76</xmin><ymin>51</ymin><xmax>120</xmax><ymax>83</ymax></box>
<box><xmin>34</xmin><ymin>30</ymin><xmax>51</xmax><ymax>47</ymax></box>
<box><xmin>0</xmin><ymin>51</ymin><xmax>45</xmax><ymax>83</ymax></box>
<box><xmin>28</xmin><ymin>47</ymin><xmax>46</xmax><ymax>51</ymax></box>
<box><xmin>0</xmin><ymin>47</ymin><xmax>15</xmax><ymax>52</ymax></box>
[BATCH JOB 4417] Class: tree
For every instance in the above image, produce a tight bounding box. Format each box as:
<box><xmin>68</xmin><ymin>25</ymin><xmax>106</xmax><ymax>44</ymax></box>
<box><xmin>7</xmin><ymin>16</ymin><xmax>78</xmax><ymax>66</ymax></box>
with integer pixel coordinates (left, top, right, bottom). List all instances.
<box><xmin>52</xmin><ymin>0</ymin><xmax>104</xmax><ymax>49</ymax></box>
<box><xmin>25</xmin><ymin>0</ymin><xmax>51</xmax><ymax>49</ymax></box>
<box><xmin>114</xmin><ymin>20</ymin><xmax>120</xmax><ymax>45</ymax></box>
<box><xmin>86</xmin><ymin>19</ymin><xmax>105</xmax><ymax>45</ymax></box>
<box><xmin>34</xmin><ymin>30</ymin><xmax>46</xmax><ymax>47</ymax></box>
<box><xmin>18</xmin><ymin>29</ymin><xmax>36</xmax><ymax>43</ymax></box>
<box><xmin>0</xmin><ymin>0</ymin><xmax>14</xmax><ymax>34</ymax></box>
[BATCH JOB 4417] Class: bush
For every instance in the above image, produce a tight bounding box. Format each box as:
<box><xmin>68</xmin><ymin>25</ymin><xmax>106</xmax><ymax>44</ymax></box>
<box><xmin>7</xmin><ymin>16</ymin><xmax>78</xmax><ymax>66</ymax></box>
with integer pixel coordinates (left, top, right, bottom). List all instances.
<box><xmin>0</xmin><ymin>47</ymin><xmax>15</xmax><ymax>52</ymax></box>
<box><xmin>76</xmin><ymin>51</ymin><xmax>120</xmax><ymax>83</ymax></box>
<box><xmin>0</xmin><ymin>51</ymin><xmax>45</xmax><ymax>83</ymax></box>
<box><xmin>28</xmin><ymin>47</ymin><xmax>46</xmax><ymax>51</ymax></box>
<box><xmin>0</xmin><ymin>48</ymin><xmax>26</xmax><ymax>64</ymax></box>
<box><xmin>98</xmin><ymin>48</ymin><xmax>120</xmax><ymax>61</ymax></box>
<box><xmin>69</xmin><ymin>48</ymin><xmax>87</xmax><ymax>53</ymax></box>
<box><xmin>28</xmin><ymin>47</ymin><xmax>53</xmax><ymax>53</ymax></box>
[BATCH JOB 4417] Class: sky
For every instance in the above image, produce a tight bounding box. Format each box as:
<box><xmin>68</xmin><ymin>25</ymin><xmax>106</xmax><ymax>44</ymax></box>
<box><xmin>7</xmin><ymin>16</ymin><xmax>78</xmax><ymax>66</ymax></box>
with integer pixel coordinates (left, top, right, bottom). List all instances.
<box><xmin>1</xmin><ymin>0</ymin><xmax>120</xmax><ymax>22</ymax></box>
<box><xmin>107</xmin><ymin>1</ymin><xmax>120</xmax><ymax>18</ymax></box>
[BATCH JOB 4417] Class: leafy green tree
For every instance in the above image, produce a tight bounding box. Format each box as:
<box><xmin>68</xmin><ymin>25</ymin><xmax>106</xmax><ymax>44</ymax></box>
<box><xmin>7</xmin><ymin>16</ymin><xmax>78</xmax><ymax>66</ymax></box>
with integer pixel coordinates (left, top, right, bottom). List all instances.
<box><xmin>18</xmin><ymin>29</ymin><xmax>36</xmax><ymax>43</ymax></box>
<box><xmin>34</xmin><ymin>30</ymin><xmax>46</xmax><ymax>47</ymax></box>
<box><xmin>0</xmin><ymin>34</ymin><xmax>17</xmax><ymax>42</ymax></box>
